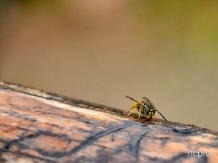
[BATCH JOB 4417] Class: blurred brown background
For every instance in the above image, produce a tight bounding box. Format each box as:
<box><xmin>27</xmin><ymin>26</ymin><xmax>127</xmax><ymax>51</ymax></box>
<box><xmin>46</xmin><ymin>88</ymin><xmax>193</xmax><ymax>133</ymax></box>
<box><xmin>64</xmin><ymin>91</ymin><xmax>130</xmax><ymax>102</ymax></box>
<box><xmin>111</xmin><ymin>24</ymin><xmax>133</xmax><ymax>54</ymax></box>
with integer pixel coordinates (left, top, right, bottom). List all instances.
<box><xmin>0</xmin><ymin>1</ymin><xmax>217</xmax><ymax>130</ymax></box>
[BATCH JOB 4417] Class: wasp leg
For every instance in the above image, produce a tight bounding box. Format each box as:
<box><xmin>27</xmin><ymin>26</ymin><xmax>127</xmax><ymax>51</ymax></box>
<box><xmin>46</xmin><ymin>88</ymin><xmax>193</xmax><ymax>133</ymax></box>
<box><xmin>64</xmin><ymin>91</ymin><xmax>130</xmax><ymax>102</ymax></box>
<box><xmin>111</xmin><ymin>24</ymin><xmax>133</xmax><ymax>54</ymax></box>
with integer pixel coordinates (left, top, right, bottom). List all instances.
<box><xmin>138</xmin><ymin>111</ymin><xmax>141</xmax><ymax>119</ymax></box>
<box><xmin>138</xmin><ymin>108</ymin><xmax>143</xmax><ymax>119</ymax></box>
<box><xmin>127</xmin><ymin>107</ymin><xmax>136</xmax><ymax>117</ymax></box>
<box><xmin>148</xmin><ymin>116</ymin><xmax>153</xmax><ymax>121</ymax></box>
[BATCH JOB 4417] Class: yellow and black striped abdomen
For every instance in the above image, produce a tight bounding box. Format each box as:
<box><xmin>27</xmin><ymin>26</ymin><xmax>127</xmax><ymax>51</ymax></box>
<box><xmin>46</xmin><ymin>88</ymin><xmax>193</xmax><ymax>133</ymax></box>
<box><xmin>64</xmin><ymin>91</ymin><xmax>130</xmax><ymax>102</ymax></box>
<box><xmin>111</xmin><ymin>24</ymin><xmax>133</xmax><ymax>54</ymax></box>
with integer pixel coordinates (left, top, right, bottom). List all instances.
<box><xmin>141</xmin><ymin>102</ymin><xmax>156</xmax><ymax>120</ymax></box>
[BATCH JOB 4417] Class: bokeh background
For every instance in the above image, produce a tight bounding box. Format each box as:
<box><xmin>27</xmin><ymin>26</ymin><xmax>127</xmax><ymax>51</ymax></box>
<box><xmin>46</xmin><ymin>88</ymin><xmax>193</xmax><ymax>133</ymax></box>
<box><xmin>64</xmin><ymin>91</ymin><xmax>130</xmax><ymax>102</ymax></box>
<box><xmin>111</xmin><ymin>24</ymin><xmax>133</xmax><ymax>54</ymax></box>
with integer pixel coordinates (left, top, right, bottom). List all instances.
<box><xmin>0</xmin><ymin>1</ymin><xmax>217</xmax><ymax>130</ymax></box>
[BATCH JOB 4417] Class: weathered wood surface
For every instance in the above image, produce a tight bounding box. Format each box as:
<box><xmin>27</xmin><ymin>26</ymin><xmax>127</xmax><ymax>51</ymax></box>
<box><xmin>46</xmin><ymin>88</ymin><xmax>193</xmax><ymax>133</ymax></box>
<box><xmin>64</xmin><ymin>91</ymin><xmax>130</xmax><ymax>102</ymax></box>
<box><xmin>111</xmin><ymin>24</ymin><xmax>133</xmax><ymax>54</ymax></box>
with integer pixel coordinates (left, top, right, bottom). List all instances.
<box><xmin>0</xmin><ymin>81</ymin><xmax>217</xmax><ymax>163</ymax></box>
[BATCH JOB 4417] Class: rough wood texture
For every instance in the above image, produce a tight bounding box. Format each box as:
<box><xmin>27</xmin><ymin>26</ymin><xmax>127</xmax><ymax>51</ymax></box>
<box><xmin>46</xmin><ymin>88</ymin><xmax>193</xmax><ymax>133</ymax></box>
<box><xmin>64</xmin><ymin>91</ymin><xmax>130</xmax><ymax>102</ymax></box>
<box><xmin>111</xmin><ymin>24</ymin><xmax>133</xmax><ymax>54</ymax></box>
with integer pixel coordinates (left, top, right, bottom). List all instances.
<box><xmin>0</xmin><ymin>81</ymin><xmax>217</xmax><ymax>163</ymax></box>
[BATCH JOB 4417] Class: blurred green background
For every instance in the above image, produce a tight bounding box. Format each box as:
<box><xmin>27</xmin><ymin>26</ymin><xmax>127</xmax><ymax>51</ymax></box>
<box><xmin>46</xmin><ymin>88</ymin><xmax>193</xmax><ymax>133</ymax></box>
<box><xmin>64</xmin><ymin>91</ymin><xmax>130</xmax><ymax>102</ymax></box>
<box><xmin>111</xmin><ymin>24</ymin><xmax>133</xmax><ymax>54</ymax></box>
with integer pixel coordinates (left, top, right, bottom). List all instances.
<box><xmin>0</xmin><ymin>1</ymin><xmax>217</xmax><ymax>130</ymax></box>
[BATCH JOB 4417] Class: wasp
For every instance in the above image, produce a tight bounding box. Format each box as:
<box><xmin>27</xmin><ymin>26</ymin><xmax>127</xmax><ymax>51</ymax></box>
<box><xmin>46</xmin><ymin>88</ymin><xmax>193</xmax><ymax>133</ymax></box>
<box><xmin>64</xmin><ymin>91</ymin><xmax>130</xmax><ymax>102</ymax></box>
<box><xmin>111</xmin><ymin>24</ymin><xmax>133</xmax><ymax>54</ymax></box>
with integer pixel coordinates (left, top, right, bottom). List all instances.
<box><xmin>125</xmin><ymin>95</ymin><xmax>167</xmax><ymax>121</ymax></box>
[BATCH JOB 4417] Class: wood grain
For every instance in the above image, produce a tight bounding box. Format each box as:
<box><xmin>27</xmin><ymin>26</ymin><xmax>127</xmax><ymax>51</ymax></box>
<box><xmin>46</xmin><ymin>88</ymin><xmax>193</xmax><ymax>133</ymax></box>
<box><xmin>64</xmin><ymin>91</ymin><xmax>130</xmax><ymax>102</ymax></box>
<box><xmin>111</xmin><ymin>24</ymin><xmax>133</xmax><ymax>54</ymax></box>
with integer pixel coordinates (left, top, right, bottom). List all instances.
<box><xmin>0</xmin><ymin>81</ymin><xmax>217</xmax><ymax>163</ymax></box>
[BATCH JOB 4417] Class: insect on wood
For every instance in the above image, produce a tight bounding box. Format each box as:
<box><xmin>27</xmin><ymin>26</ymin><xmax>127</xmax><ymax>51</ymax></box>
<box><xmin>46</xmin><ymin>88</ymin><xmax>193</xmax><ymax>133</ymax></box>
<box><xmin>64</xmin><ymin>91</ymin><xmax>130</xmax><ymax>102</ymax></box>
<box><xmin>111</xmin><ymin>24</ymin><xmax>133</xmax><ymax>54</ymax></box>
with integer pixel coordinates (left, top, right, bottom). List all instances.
<box><xmin>126</xmin><ymin>95</ymin><xmax>167</xmax><ymax>121</ymax></box>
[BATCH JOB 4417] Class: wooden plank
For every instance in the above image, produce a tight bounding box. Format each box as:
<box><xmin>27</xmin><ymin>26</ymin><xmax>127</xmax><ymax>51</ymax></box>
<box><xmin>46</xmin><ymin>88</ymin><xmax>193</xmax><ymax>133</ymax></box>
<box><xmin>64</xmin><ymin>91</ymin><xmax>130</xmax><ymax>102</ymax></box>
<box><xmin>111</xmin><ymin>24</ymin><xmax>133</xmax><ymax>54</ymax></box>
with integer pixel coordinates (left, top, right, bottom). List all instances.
<box><xmin>0</xmin><ymin>81</ymin><xmax>217</xmax><ymax>163</ymax></box>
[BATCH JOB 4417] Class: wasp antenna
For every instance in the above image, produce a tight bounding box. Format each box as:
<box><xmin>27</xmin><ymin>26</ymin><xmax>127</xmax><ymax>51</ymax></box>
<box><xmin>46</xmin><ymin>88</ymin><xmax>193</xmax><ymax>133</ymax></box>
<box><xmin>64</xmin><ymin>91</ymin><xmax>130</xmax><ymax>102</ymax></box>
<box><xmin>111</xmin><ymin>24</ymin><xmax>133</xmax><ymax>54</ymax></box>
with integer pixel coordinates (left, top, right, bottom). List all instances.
<box><xmin>125</xmin><ymin>95</ymin><xmax>139</xmax><ymax>103</ymax></box>
<box><xmin>125</xmin><ymin>95</ymin><xmax>133</xmax><ymax>99</ymax></box>
<box><xmin>155</xmin><ymin>109</ymin><xmax>167</xmax><ymax>122</ymax></box>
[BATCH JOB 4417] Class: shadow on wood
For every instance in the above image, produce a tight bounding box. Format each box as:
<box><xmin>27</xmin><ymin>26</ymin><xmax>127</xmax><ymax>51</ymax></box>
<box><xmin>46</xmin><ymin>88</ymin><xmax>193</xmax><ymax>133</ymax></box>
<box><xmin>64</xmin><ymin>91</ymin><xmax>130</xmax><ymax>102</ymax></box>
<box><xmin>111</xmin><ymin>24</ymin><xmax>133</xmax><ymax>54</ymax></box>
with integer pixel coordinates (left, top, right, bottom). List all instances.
<box><xmin>0</xmin><ymin>81</ymin><xmax>217</xmax><ymax>163</ymax></box>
